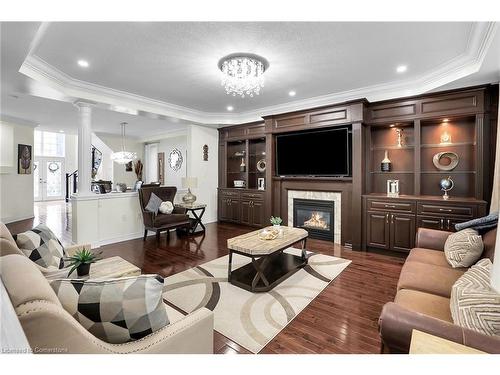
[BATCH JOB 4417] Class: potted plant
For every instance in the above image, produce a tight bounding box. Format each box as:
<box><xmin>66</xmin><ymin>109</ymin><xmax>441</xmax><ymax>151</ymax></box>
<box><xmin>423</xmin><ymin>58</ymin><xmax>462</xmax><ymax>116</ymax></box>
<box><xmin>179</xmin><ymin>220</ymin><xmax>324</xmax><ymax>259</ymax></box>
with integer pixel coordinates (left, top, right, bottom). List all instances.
<box><xmin>270</xmin><ymin>216</ymin><xmax>283</xmax><ymax>228</ymax></box>
<box><xmin>65</xmin><ymin>249</ymin><xmax>102</xmax><ymax>277</ymax></box>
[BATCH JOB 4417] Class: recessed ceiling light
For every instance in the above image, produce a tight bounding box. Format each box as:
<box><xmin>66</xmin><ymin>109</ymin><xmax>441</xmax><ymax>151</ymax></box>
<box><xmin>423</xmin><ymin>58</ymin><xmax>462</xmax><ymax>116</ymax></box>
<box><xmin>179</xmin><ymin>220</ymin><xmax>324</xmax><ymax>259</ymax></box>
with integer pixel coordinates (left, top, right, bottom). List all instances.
<box><xmin>288</xmin><ymin>90</ymin><xmax>296</xmax><ymax>97</ymax></box>
<box><xmin>59</xmin><ymin>130</ymin><xmax>64</xmax><ymax>133</ymax></box>
<box><xmin>443</xmin><ymin>118</ymin><xmax>449</xmax><ymax>123</ymax></box>
<box><xmin>226</xmin><ymin>106</ymin><xmax>234</xmax><ymax>111</ymax></box>
<box><xmin>396</xmin><ymin>65</ymin><xmax>407</xmax><ymax>73</ymax></box>
<box><xmin>77</xmin><ymin>60</ymin><xmax>89</xmax><ymax>68</ymax></box>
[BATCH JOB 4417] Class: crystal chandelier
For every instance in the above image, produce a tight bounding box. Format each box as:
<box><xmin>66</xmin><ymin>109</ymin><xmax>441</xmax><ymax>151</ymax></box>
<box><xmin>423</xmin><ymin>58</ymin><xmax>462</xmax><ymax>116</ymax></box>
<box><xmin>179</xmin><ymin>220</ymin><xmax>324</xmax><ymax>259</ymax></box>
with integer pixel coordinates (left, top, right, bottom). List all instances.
<box><xmin>110</xmin><ymin>122</ymin><xmax>137</xmax><ymax>164</ymax></box>
<box><xmin>219</xmin><ymin>54</ymin><xmax>268</xmax><ymax>98</ymax></box>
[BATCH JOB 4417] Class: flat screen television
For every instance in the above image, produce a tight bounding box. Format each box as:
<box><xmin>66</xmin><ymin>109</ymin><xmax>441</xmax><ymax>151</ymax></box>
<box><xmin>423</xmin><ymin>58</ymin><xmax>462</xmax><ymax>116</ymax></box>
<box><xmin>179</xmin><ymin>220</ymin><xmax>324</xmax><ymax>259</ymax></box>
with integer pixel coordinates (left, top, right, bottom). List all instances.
<box><xmin>275</xmin><ymin>127</ymin><xmax>352</xmax><ymax>177</ymax></box>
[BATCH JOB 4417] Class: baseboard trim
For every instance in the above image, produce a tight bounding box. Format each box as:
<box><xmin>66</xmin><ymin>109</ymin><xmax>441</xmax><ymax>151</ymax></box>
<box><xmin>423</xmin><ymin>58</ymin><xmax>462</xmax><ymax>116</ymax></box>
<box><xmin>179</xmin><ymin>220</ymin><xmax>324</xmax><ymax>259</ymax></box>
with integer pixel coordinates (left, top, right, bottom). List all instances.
<box><xmin>1</xmin><ymin>215</ymin><xmax>35</xmax><ymax>224</ymax></box>
<box><xmin>91</xmin><ymin>231</ymin><xmax>144</xmax><ymax>249</ymax></box>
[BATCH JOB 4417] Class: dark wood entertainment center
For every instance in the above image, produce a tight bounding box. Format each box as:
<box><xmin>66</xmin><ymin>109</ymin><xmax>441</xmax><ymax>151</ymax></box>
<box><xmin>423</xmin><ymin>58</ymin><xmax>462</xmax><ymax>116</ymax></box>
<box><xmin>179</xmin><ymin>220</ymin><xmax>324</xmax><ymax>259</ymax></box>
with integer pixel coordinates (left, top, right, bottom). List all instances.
<box><xmin>218</xmin><ymin>84</ymin><xmax>498</xmax><ymax>252</ymax></box>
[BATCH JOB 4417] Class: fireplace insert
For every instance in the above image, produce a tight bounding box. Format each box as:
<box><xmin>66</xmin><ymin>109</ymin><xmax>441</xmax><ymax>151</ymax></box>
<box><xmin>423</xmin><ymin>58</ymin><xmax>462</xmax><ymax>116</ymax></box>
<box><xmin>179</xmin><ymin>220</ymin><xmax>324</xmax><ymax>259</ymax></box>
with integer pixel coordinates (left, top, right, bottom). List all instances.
<box><xmin>293</xmin><ymin>198</ymin><xmax>335</xmax><ymax>241</ymax></box>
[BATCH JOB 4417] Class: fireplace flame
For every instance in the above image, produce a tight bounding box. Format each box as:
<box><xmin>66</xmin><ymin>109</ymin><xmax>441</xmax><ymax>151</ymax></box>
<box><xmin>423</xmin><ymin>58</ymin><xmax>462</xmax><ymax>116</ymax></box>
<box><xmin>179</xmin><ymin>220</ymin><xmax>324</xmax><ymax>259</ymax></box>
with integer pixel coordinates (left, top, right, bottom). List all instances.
<box><xmin>303</xmin><ymin>211</ymin><xmax>329</xmax><ymax>230</ymax></box>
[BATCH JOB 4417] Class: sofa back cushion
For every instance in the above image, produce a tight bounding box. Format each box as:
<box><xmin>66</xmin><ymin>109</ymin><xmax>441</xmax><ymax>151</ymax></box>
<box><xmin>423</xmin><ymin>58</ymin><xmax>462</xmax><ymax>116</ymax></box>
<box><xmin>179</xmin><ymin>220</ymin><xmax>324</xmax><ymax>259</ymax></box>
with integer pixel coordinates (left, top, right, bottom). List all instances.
<box><xmin>444</xmin><ymin>228</ymin><xmax>483</xmax><ymax>268</ymax></box>
<box><xmin>0</xmin><ymin>254</ymin><xmax>62</xmax><ymax>308</ymax></box>
<box><xmin>50</xmin><ymin>275</ymin><xmax>169</xmax><ymax>344</ymax></box>
<box><xmin>450</xmin><ymin>258</ymin><xmax>500</xmax><ymax>337</ymax></box>
<box><xmin>0</xmin><ymin>222</ymin><xmax>24</xmax><ymax>257</ymax></box>
<box><xmin>14</xmin><ymin>224</ymin><xmax>66</xmax><ymax>269</ymax></box>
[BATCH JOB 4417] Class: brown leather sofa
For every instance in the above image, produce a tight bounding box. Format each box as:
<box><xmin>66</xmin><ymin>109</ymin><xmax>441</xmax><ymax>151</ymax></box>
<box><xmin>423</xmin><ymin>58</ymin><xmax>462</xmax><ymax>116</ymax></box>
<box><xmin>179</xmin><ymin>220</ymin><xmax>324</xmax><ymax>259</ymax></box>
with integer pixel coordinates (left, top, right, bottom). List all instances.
<box><xmin>379</xmin><ymin>227</ymin><xmax>500</xmax><ymax>353</ymax></box>
<box><xmin>138</xmin><ymin>186</ymin><xmax>191</xmax><ymax>244</ymax></box>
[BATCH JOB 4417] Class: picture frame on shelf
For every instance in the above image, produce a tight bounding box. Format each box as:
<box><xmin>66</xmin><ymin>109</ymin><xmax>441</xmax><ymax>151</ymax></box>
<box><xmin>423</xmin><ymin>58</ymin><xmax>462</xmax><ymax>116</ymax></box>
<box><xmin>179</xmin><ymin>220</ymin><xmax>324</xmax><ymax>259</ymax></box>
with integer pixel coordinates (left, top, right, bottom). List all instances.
<box><xmin>258</xmin><ymin>177</ymin><xmax>265</xmax><ymax>190</ymax></box>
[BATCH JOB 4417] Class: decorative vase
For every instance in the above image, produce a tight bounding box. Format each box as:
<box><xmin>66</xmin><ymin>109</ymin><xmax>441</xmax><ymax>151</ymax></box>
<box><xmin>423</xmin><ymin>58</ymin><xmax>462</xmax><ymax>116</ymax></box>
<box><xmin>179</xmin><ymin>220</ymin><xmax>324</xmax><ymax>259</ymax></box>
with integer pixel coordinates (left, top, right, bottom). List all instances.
<box><xmin>77</xmin><ymin>263</ymin><xmax>91</xmax><ymax>277</ymax></box>
<box><xmin>381</xmin><ymin>150</ymin><xmax>392</xmax><ymax>172</ymax></box>
<box><xmin>182</xmin><ymin>188</ymin><xmax>197</xmax><ymax>204</ymax></box>
<box><xmin>240</xmin><ymin>158</ymin><xmax>246</xmax><ymax>172</ymax></box>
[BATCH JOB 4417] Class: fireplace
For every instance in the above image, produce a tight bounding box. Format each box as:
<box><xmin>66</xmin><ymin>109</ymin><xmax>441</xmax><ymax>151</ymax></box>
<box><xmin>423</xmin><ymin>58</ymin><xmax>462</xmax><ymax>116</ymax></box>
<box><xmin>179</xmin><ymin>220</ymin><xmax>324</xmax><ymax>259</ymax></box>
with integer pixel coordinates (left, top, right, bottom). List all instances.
<box><xmin>293</xmin><ymin>198</ymin><xmax>335</xmax><ymax>241</ymax></box>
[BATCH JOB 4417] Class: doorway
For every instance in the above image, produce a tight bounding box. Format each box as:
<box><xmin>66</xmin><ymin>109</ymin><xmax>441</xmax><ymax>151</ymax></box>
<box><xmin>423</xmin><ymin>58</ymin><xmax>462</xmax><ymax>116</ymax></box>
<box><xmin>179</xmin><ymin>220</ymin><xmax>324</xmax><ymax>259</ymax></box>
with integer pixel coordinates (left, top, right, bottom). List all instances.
<box><xmin>34</xmin><ymin>157</ymin><xmax>66</xmax><ymax>201</ymax></box>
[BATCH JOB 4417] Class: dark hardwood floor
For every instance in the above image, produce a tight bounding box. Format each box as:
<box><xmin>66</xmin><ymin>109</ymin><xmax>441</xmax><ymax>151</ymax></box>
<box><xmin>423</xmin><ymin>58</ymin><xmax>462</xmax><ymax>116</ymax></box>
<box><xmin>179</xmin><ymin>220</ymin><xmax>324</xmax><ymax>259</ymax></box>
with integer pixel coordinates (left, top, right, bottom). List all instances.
<box><xmin>6</xmin><ymin>201</ymin><xmax>405</xmax><ymax>354</ymax></box>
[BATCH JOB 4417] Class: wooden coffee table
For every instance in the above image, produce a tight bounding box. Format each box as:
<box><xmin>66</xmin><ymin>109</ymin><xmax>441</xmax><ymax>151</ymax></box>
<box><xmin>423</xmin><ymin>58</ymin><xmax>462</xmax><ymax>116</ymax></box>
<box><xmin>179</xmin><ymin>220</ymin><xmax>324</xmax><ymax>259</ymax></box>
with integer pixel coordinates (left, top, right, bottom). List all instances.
<box><xmin>227</xmin><ymin>226</ymin><xmax>308</xmax><ymax>293</ymax></box>
<box><xmin>46</xmin><ymin>256</ymin><xmax>141</xmax><ymax>281</ymax></box>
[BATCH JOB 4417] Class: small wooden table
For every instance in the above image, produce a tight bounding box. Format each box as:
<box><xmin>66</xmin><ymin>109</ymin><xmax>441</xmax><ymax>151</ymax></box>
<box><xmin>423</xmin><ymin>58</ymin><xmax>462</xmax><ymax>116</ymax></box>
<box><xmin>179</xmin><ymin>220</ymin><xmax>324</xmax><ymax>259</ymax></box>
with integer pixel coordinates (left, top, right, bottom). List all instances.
<box><xmin>409</xmin><ymin>329</ymin><xmax>486</xmax><ymax>354</ymax></box>
<box><xmin>46</xmin><ymin>256</ymin><xmax>141</xmax><ymax>281</ymax></box>
<box><xmin>175</xmin><ymin>203</ymin><xmax>206</xmax><ymax>234</ymax></box>
<box><xmin>227</xmin><ymin>226</ymin><xmax>308</xmax><ymax>293</ymax></box>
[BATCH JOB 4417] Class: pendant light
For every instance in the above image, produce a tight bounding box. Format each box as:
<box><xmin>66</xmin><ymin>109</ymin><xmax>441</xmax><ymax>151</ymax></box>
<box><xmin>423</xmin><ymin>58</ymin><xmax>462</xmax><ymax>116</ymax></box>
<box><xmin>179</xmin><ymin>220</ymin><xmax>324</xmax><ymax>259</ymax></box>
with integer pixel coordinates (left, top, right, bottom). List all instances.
<box><xmin>110</xmin><ymin>122</ymin><xmax>137</xmax><ymax>164</ymax></box>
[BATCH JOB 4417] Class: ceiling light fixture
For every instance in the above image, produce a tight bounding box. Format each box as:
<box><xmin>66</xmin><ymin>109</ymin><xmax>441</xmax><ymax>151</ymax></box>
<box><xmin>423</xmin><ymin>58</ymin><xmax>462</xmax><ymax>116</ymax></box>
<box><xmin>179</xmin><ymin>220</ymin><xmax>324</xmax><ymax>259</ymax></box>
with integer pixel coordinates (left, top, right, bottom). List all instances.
<box><xmin>110</xmin><ymin>122</ymin><xmax>137</xmax><ymax>165</ymax></box>
<box><xmin>396</xmin><ymin>65</ymin><xmax>407</xmax><ymax>73</ymax></box>
<box><xmin>77</xmin><ymin>60</ymin><xmax>89</xmax><ymax>68</ymax></box>
<box><xmin>226</xmin><ymin>106</ymin><xmax>234</xmax><ymax>111</ymax></box>
<box><xmin>218</xmin><ymin>53</ymin><xmax>268</xmax><ymax>98</ymax></box>
<box><xmin>288</xmin><ymin>90</ymin><xmax>296</xmax><ymax>97</ymax></box>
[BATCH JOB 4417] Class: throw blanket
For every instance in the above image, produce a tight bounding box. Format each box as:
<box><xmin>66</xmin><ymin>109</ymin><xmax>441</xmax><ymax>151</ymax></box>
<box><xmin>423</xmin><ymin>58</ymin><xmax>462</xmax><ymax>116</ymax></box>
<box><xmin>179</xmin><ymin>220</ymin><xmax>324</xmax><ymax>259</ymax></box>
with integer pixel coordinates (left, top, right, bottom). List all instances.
<box><xmin>455</xmin><ymin>212</ymin><xmax>498</xmax><ymax>232</ymax></box>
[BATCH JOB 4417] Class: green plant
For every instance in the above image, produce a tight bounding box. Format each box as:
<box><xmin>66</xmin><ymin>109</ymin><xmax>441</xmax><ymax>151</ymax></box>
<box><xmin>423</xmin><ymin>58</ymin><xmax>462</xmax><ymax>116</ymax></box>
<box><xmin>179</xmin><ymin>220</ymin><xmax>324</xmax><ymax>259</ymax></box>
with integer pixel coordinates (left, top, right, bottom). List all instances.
<box><xmin>270</xmin><ymin>216</ymin><xmax>283</xmax><ymax>226</ymax></box>
<box><xmin>65</xmin><ymin>249</ymin><xmax>102</xmax><ymax>277</ymax></box>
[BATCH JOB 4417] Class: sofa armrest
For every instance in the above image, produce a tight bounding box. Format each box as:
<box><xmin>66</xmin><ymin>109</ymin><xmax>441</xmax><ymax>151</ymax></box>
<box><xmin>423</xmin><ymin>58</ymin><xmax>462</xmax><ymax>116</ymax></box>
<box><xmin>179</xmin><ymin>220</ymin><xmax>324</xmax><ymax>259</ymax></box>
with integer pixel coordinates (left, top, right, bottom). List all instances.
<box><xmin>415</xmin><ymin>228</ymin><xmax>451</xmax><ymax>251</ymax></box>
<box><xmin>65</xmin><ymin>243</ymin><xmax>91</xmax><ymax>257</ymax></box>
<box><xmin>379</xmin><ymin>302</ymin><xmax>500</xmax><ymax>353</ymax></box>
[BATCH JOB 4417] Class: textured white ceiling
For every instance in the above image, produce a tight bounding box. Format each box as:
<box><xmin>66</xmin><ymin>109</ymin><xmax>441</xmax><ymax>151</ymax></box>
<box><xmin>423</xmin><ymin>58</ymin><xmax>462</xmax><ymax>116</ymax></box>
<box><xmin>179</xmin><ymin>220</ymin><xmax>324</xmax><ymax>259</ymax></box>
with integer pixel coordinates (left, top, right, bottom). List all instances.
<box><xmin>33</xmin><ymin>22</ymin><xmax>473</xmax><ymax>113</ymax></box>
<box><xmin>1</xmin><ymin>22</ymin><xmax>498</xmax><ymax>138</ymax></box>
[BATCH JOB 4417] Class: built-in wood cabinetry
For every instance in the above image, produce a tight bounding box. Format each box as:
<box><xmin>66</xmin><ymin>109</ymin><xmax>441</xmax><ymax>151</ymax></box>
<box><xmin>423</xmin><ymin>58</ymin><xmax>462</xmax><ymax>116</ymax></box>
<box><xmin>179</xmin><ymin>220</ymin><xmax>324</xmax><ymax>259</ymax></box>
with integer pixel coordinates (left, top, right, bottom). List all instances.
<box><xmin>363</xmin><ymin>194</ymin><xmax>487</xmax><ymax>253</ymax></box>
<box><xmin>217</xmin><ymin>84</ymin><xmax>498</xmax><ymax>251</ymax></box>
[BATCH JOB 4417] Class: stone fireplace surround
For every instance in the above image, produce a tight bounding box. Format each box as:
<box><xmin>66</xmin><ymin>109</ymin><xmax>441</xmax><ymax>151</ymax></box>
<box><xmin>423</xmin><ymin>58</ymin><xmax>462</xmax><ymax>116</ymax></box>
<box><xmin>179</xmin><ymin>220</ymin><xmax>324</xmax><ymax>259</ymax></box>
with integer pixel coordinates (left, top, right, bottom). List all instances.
<box><xmin>287</xmin><ymin>190</ymin><xmax>342</xmax><ymax>244</ymax></box>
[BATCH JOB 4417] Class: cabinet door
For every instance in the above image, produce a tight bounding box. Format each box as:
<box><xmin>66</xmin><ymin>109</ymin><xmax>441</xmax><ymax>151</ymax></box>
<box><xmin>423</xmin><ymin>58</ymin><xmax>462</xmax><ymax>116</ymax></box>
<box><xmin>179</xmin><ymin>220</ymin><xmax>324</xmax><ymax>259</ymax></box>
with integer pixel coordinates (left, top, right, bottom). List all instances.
<box><xmin>366</xmin><ymin>212</ymin><xmax>390</xmax><ymax>249</ymax></box>
<box><xmin>251</xmin><ymin>200</ymin><xmax>266</xmax><ymax>227</ymax></box>
<box><xmin>219</xmin><ymin>197</ymin><xmax>230</xmax><ymax>222</ymax></box>
<box><xmin>240</xmin><ymin>200</ymin><xmax>251</xmax><ymax>225</ymax></box>
<box><xmin>417</xmin><ymin>216</ymin><xmax>443</xmax><ymax>231</ymax></box>
<box><xmin>390</xmin><ymin>213</ymin><xmax>415</xmax><ymax>252</ymax></box>
<box><xmin>229</xmin><ymin>199</ymin><xmax>241</xmax><ymax>222</ymax></box>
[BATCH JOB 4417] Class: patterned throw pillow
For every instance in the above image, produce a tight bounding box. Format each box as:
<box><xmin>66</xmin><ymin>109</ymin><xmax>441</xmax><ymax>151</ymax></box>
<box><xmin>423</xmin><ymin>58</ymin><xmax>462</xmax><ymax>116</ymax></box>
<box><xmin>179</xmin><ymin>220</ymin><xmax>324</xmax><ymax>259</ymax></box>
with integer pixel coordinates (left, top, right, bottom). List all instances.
<box><xmin>159</xmin><ymin>201</ymin><xmax>174</xmax><ymax>214</ymax></box>
<box><xmin>14</xmin><ymin>224</ymin><xmax>66</xmax><ymax>269</ymax></box>
<box><xmin>450</xmin><ymin>259</ymin><xmax>500</xmax><ymax>336</ymax></box>
<box><xmin>145</xmin><ymin>193</ymin><xmax>162</xmax><ymax>215</ymax></box>
<box><xmin>50</xmin><ymin>275</ymin><xmax>169</xmax><ymax>344</ymax></box>
<box><xmin>444</xmin><ymin>228</ymin><xmax>483</xmax><ymax>268</ymax></box>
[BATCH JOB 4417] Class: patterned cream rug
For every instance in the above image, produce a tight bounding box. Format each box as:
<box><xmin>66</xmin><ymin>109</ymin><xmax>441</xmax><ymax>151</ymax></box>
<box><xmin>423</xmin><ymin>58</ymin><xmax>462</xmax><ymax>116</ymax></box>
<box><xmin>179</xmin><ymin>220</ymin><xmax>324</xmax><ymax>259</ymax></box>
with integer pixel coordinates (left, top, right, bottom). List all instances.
<box><xmin>163</xmin><ymin>248</ymin><xmax>351</xmax><ymax>353</ymax></box>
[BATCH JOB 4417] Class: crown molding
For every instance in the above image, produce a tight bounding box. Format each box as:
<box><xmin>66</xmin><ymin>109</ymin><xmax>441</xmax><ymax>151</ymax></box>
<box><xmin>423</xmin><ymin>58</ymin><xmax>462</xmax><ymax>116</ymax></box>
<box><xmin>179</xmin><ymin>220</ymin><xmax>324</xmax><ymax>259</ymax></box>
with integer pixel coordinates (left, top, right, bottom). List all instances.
<box><xmin>19</xmin><ymin>22</ymin><xmax>497</xmax><ymax>126</ymax></box>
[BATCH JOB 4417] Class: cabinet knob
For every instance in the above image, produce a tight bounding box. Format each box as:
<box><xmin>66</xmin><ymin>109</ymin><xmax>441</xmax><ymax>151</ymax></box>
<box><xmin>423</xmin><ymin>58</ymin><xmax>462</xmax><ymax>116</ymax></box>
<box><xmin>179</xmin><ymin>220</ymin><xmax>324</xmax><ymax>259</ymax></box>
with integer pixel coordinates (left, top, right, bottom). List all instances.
<box><xmin>440</xmin><ymin>218</ymin><xmax>444</xmax><ymax>229</ymax></box>
<box><xmin>386</xmin><ymin>213</ymin><xmax>389</xmax><ymax>224</ymax></box>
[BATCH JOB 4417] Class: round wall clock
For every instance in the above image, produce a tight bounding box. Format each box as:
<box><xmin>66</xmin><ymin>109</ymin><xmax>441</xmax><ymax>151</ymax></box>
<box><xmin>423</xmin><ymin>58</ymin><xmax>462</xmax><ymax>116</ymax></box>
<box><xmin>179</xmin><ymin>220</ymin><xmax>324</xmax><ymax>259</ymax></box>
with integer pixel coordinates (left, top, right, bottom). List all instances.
<box><xmin>432</xmin><ymin>151</ymin><xmax>459</xmax><ymax>171</ymax></box>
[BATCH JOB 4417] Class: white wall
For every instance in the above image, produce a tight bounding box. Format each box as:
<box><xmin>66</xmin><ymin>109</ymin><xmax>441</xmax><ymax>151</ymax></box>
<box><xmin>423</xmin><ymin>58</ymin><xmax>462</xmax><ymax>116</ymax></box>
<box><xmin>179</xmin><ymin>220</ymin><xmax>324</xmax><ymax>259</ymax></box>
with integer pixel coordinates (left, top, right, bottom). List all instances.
<box><xmin>187</xmin><ymin>125</ymin><xmax>219</xmax><ymax>224</ymax></box>
<box><xmin>0</xmin><ymin>121</ymin><xmax>35</xmax><ymax>223</ymax></box>
<box><xmin>158</xmin><ymin>135</ymin><xmax>187</xmax><ymax>189</ymax></box>
<box><xmin>96</xmin><ymin>133</ymin><xmax>144</xmax><ymax>188</ymax></box>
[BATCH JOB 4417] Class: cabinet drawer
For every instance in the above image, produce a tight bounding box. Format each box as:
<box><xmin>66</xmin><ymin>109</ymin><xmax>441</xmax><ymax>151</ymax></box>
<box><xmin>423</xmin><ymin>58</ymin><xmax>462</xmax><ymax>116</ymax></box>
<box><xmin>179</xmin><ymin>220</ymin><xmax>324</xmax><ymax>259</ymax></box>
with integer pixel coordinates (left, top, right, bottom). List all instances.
<box><xmin>241</xmin><ymin>192</ymin><xmax>264</xmax><ymax>201</ymax></box>
<box><xmin>219</xmin><ymin>189</ymin><xmax>240</xmax><ymax>198</ymax></box>
<box><xmin>367</xmin><ymin>199</ymin><xmax>415</xmax><ymax>213</ymax></box>
<box><xmin>417</xmin><ymin>203</ymin><xmax>475</xmax><ymax>218</ymax></box>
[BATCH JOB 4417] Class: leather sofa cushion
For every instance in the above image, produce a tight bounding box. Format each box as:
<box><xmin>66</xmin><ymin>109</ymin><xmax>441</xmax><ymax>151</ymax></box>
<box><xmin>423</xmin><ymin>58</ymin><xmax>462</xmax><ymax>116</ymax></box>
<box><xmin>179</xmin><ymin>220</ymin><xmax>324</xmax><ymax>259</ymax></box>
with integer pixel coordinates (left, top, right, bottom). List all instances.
<box><xmin>154</xmin><ymin>213</ymin><xmax>189</xmax><ymax>226</ymax></box>
<box><xmin>394</xmin><ymin>289</ymin><xmax>453</xmax><ymax>323</ymax></box>
<box><xmin>397</xmin><ymin>261</ymin><xmax>465</xmax><ymax>298</ymax></box>
<box><xmin>405</xmin><ymin>248</ymin><xmax>465</xmax><ymax>269</ymax></box>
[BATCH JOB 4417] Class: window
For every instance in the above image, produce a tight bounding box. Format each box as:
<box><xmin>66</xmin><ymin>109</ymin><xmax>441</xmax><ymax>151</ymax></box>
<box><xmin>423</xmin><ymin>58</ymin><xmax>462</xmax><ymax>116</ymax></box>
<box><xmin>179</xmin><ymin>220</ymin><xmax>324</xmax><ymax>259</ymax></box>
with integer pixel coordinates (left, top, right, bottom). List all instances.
<box><xmin>34</xmin><ymin>130</ymin><xmax>65</xmax><ymax>157</ymax></box>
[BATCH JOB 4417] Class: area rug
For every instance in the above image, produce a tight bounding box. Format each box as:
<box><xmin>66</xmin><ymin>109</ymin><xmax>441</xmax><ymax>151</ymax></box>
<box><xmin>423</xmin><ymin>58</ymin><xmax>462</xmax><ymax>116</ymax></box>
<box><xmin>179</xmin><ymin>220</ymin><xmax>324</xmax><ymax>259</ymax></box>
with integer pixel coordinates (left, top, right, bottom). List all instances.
<box><xmin>163</xmin><ymin>248</ymin><xmax>351</xmax><ymax>353</ymax></box>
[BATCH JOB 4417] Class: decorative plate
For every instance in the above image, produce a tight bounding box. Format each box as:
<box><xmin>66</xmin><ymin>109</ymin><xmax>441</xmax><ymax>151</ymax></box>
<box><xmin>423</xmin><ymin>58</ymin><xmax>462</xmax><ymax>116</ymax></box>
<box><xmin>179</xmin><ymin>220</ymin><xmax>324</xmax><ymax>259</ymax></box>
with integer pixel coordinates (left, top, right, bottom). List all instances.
<box><xmin>432</xmin><ymin>151</ymin><xmax>459</xmax><ymax>171</ymax></box>
<box><xmin>256</xmin><ymin>159</ymin><xmax>266</xmax><ymax>172</ymax></box>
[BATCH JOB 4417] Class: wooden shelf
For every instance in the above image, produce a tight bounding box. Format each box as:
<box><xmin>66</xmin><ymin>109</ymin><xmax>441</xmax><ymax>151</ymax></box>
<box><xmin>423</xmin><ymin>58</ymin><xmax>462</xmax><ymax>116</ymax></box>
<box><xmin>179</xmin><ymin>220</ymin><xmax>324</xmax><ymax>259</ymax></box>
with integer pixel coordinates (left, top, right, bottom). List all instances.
<box><xmin>370</xmin><ymin>171</ymin><xmax>414</xmax><ymax>174</ymax></box>
<box><xmin>420</xmin><ymin>171</ymin><xmax>476</xmax><ymax>174</ymax></box>
<box><xmin>420</xmin><ymin>142</ymin><xmax>476</xmax><ymax>148</ymax></box>
<box><xmin>371</xmin><ymin>145</ymin><xmax>415</xmax><ymax>150</ymax></box>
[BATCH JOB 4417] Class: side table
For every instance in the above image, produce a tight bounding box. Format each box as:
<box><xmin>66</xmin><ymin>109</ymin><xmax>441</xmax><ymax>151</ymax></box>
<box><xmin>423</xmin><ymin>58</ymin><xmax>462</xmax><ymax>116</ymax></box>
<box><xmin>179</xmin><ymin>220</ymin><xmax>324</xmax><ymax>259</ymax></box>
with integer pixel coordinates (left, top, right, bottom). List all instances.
<box><xmin>175</xmin><ymin>203</ymin><xmax>206</xmax><ymax>234</ymax></box>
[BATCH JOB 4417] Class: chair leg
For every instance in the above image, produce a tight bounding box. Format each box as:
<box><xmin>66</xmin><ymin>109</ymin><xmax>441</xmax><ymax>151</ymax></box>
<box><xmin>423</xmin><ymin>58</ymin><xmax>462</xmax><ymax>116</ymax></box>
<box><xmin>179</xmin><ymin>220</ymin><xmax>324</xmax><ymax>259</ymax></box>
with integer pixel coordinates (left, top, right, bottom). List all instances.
<box><xmin>156</xmin><ymin>230</ymin><xmax>160</xmax><ymax>245</ymax></box>
<box><xmin>143</xmin><ymin>229</ymin><xmax>148</xmax><ymax>241</ymax></box>
<box><xmin>166</xmin><ymin>230</ymin><xmax>170</xmax><ymax>241</ymax></box>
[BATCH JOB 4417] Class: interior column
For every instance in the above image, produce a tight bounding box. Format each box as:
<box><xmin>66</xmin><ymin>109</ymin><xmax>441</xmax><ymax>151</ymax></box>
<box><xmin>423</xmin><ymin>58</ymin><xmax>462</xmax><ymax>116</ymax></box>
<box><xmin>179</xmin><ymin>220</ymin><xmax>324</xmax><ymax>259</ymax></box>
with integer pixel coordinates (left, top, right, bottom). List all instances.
<box><xmin>74</xmin><ymin>101</ymin><xmax>94</xmax><ymax>196</ymax></box>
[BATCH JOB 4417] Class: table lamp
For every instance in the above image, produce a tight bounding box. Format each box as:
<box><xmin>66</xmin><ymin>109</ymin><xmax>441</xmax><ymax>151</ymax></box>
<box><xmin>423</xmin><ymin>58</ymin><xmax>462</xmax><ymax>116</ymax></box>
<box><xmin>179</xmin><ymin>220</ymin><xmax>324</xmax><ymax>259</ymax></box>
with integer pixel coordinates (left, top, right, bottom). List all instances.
<box><xmin>181</xmin><ymin>177</ymin><xmax>198</xmax><ymax>204</ymax></box>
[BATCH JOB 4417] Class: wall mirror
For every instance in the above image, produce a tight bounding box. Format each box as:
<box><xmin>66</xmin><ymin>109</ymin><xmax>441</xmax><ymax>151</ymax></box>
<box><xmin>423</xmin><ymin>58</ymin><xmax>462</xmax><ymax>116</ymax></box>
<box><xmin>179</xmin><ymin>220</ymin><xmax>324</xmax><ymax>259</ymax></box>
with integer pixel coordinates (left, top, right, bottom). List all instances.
<box><xmin>168</xmin><ymin>148</ymin><xmax>183</xmax><ymax>171</ymax></box>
